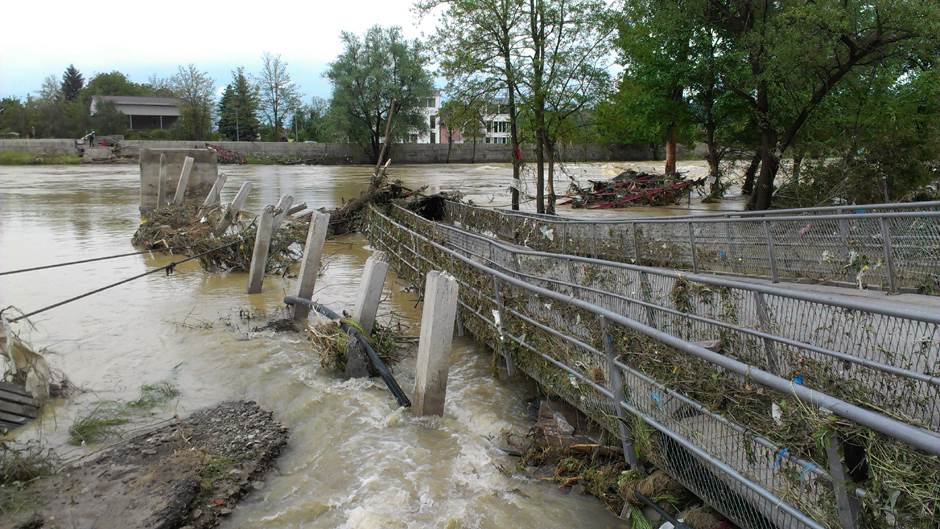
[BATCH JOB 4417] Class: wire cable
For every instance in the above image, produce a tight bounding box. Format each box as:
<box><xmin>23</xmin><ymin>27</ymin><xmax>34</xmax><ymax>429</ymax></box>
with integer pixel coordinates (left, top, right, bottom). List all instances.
<box><xmin>7</xmin><ymin>239</ymin><xmax>243</xmax><ymax>323</ymax></box>
<box><xmin>0</xmin><ymin>248</ymin><xmax>182</xmax><ymax>277</ymax></box>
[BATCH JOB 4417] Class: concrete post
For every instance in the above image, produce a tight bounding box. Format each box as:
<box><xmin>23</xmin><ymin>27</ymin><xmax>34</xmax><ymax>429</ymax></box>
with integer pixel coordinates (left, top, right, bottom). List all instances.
<box><xmin>202</xmin><ymin>173</ymin><xmax>228</xmax><ymax>209</ymax></box>
<box><xmin>215</xmin><ymin>181</ymin><xmax>252</xmax><ymax>236</ymax></box>
<box><xmin>247</xmin><ymin>205</ymin><xmax>276</xmax><ymax>294</ymax></box>
<box><xmin>156</xmin><ymin>153</ymin><xmax>167</xmax><ymax>207</ymax></box>
<box><xmin>413</xmin><ymin>271</ymin><xmax>459</xmax><ymax>416</ymax></box>
<box><xmin>345</xmin><ymin>251</ymin><xmax>390</xmax><ymax>378</ymax></box>
<box><xmin>172</xmin><ymin>156</ymin><xmax>194</xmax><ymax>206</ymax></box>
<box><xmin>272</xmin><ymin>195</ymin><xmax>294</xmax><ymax>231</ymax></box>
<box><xmin>292</xmin><ymin>212</ymin><xmax>331</xmax><ymax>321</ymax></box>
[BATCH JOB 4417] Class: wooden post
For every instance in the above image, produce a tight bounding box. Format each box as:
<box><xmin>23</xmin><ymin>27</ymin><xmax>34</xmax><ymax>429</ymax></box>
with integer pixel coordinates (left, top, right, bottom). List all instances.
<box><xmin>215</xmin><ymin>181</ymin><xmax>252</xmax><ymax>236</ymax></box>
<box><xmin>202</xmin><ymin>173</ymin><xmax>228</xmax><ymax>209</ymax></box>
<box><xmin>292</xmin><ymin>212</ymin><xmax>331</xmax><ymax>321</ymax></box>
<box><xmin>172</xmin><ymin>156</ymin><xmax>194</xmax><ymax>206</ymax></box>
<box><xmin>272</xmin><ymin>195</ymin><xmax>294</xmax><ymax>231</ymax></box>
<box><xmin>156</xmin><ymin>153</ymin><xmax>166</xmax><ymax>207</ymax></box>
<box><xmin>413</xmin><ymin>271</ymin><xmax>459</xmax><ymax>416</ymax></box>
<box><xmin>345</xmin><ymin>251</ymin><xmax>390</xmax><ymax>377</ymax></box>
<box><xmin>247</xmin><ymin>205</ymin><xmax>275</xmax><ymax>294</ymax></box>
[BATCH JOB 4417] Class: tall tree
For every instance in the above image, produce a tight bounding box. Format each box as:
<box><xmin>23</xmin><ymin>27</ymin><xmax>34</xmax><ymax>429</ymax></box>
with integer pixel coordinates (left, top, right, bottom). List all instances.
<box><xmin>218</xmin><ymin>68</ymin><xmax>261</xmax><ymax>141</ymax></box>
<box><xmin>438</xmin><ymin>96</ymin><xmax>487</xmax><ymax>162</ymax></box>
<box><xmin>710</xmin><ymin>0</ymin><xmax>938</xmax><ymax>209</ymax></box>
<box><xmin>289</xmin><ymin>96</ymin><xmax>337</xmax><ymax>143</ymax></box>
<box><xmin>172</xmin><ymin>64</ymin><xmax>214</xmax><ymax>140</ymax></box>
<box><xmin>257</xmin><ymin>53</ymin><xmax>300</xmax><ymax>141</ymax></box>
<box><xmin>60</xmin><ymin>65</ymin><xmax>84</xmax><ymax>101</ymax></box>
<box><xmin>421</xmin><ymin>0</ymin><xmax>527</xmax><ymax>209</ymax></box>
<box><xmin>326</xmin><ymin>26</ymin><xmax>434</xmax><ymax>163</ymax></box>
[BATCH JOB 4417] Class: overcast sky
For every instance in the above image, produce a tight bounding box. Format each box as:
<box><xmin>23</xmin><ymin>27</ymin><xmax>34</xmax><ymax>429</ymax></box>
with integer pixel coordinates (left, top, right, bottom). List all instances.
<box><xmin>0</xmin><ymin>0</ymin><xmax>436</xmax><ymax>101</ymax></box>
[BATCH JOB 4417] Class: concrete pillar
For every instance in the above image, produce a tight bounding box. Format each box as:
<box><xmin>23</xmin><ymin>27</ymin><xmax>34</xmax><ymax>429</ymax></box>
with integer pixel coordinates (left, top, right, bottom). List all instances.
<box><xmin>172</xmin><ymin>156</ymin><xmax>194</xmax><ymax>206</ymax></box>
<box><xmin>215</xmin><ymin>181</ymin><xmax>252</xmax><ymax>236</ymax></box>
<box><xmin>272</xmin><ymin>195</ymin><xmax>294</xmax><ymax>231</ymax></box>
<box><xmin>292</xmin><ymin>212</ymin><xmax>331</xmax><ymax>321</ymax></box>
<box><xmin>202</xmin><ymin>173</ymin><xmax>228</xmax><ymax>209</ymax></box>
<box><xmin>247</xmin><ymin>205</ymin><xmax>276</xmax><ymax>294</ymax></box>
<box><xmin>413</xmin><ymin>271</ymin><xmax>459</xmax><ymax>416</ymax></box>
<box><xmin>156</xmin><ymin>153</ymin><xmax>166</xmax><ymax>207</ymax></box>
<box><xmin>345</xmin><ymin>251</ymin><xmax>389</xmax><ymax>377</ymax></box>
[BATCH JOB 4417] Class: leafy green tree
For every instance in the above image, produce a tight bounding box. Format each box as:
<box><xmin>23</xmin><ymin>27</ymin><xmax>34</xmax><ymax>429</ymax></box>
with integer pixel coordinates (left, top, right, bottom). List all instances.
<box><xmin>710</xmin><ymin>0</ymin><xmax>939</xmax><ymax>209</ymax></box>
<box><xmin>257</xmin><ymin>53</ymin><xmax>300</xmax><ymax>141</ymax></box>
<box><xmin>288</xmin><ymin>97</ymin><xmax>337</xmax><ymax>142</ymax></box>
<box><xmin>438</xmin><ymin>96</ymin><xmax>487</xmax><ymax>162</ymax></box>
<box><xmin>420</xmin><ymin>0</ymin><xmax>528</xmax><ymax>209</ymax></box>
<box><xmin>0</xmin><ymin>97</ymin><xmax>29</xmax><ymax>137</ymax></box>
<box><xmin>171</xmin><ymin>64</ymin><xmax>214</xmax><ymax>140</ymax></box>
<box><xmin>83</xmin><ymin>71</ymin><xmax>149</xmax><ymax>97</ymax></box>
<box><xmin>326</xmin><ymin>25</ymin><xmax>434</xmax><ymax>163</ymax></box>
<box><xmin>218</xmin><ymin>68</ymin><xmax>261</xmax><ymax>141</ymax></box>
<box><xmin>60</xmin><ymin>65</ymin><xmax>84</xmax><ymax>101</ymax></box>
<box><xmin>89</xmin><ymin>100</ymin><xmax>127</xmax><ymax>136</ymax></box>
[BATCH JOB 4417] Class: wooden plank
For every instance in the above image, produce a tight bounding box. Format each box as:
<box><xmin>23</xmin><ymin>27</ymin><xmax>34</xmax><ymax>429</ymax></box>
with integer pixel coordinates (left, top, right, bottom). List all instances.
<box><xmin>0</xmin><ymin>399</ymin><xmax>38</xmax><ymax>418</ymax></box>
<box><xmin>1</xmin><ymin>419</ymin><xmax>25</xmax><ymax>430</ymax></box>
<box><xmin>0</xmin><ymin>381</ymin><xmax>31</xmax><ymax>397</ymax></box>
<box><xmin>0</xmin><ymin>388</ymin><xmax>40</xmax><ymax>407</ymax></box>
<box><xmin>0</xmin><ymin>411</ymin><xmax>27</xmax><ymax>424</ymax></box>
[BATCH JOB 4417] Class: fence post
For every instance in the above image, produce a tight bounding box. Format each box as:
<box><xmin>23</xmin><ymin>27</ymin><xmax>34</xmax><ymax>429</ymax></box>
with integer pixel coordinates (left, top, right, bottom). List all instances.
<box><xmin>562</xmin><ymin>223</ymin><xmax>569</xmax><ymax>254</ymax></box>
<box><xmin>752</xmin><ymin>292</ymin><xmax>780</xmax><ymax>372</ymax></box>
<box><xmin>202</xmin><ymin>173</ymin><xmax>228</xmax><ymax>209</ymax></box>
<box><xmin>878</xmin><ymin>216</ymin><xmax>897</xmax><ymax>292</ymax></box>
<box><xmin>638</xmin><ymin>272</ymin><xmax>657</xmax><ymax>328</ymax></box>
<box><xmin>156</xmin><ymin>153</ymin><xmax>167</xmax><ymax>207</ymax></box>
<box><xmin>272</xmin><ymin>195</ymin><xmax>294</xmax><ymax>231</ymax></box>
<box><xmin>600</xmin><ymin>315</ymin><xmax>640</xmax><ymax>468</ymax></box>
<box><xmin>346</xmin><ymin>250</ymin><xmax>389</xmax><ymax>377</ymax></box>
<box><xmin>687</xmin><ymin>221</ymin><xmax>699</xmax><ymax>273</ymax></box>
<box><xmin>492</xmin><ymin>276</ymin><xmax>515</xmax><ymax>377</ymax></box>
<box><xmin>762</xmin><ymin>220</ymin><xmax>779</xmax><ymax>282</ymax></box>
<box><xmin>247</xmin><ymin>205</ymin><xmax>276</xmax><ymax>294</ymax></box>
<box><xmin>215</xmin><ymin>181</ymin><xmax>252</xmax><ymax>236</ymax></box>
<box><xmin>292</xmin><ymin>212</ymin><xmax>331</xmax><ymax>321</ymax></box>
<box><xmin>826</xmin><ymin>433</ymin><xmax>861</xmax><ymax>529</ymax></box>
<box><xmin>632</xmin><ymin>223</ymin><xmax>642</xmax><ymax>264</ymax></box>
<box><xmin>413</xmin><ymin>271</ymin><xmax>460</xmax><ymax>416</ymax></box>
<box><xmin>172</xmin><ymin>156</ymin><xmax>194</xmax><ymax>206</ymax></box>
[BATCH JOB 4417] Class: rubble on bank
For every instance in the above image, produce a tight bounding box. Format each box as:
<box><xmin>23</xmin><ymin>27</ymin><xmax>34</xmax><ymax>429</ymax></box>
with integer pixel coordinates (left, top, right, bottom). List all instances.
<box><xmin>3</xmin><ymin>401</ymin><xmax>288</xmax><ymax>529</ymax></box>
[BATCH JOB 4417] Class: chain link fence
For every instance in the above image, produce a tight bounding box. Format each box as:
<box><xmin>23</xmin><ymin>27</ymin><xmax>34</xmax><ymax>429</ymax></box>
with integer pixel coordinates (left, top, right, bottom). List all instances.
<box><xmin>365</xmin><ymin>204</ymin><xmax>940</xmax><ymax>529</ymax></box>
<box><xmin>442</xmin><ymin>201</ymin><xmax>940</xmax><ymax>294</ymax></box>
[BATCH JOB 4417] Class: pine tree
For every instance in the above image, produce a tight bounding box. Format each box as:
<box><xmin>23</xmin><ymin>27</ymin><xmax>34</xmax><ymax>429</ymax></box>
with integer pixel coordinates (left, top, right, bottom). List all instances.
<box><xmin>218</xmin><ymin>68</ymin><xmax>260</xmax><ymax>141</ymax></box>
<box><xmin>60</xmin><ymin>65</ymin><xmax>84</xmax><ymax>101</ymax></box>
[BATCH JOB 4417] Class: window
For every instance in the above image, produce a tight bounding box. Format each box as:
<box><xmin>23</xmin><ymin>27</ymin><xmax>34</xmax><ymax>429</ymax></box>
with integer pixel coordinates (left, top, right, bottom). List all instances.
<box><xmin>426</xmin><ymin>97</ymin><xmax>435</xmax><ymax>108</ymax></box>
<box><xmin>430</xmin><ymin>115</ymin><xmax>436</xmax><ymax>130</ymax></box>
<box><xmin>409</xmin><ymin>134</ymin><xmax>419</xmax><ymax>143</ymax></box>
<box><xmin>430</xmin><ymin>132</ymin><xmax>436</xmax><ymax>144</ymax></box>
<box><xmin>492</xmin><ymin>121</ymin><xmax>508</xmax><ymax>133</ymax></box>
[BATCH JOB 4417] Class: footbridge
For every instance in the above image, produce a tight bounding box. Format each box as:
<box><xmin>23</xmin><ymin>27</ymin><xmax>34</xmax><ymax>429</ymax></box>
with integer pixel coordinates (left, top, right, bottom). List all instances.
<box><xmin>363</xmin><ymin>201</ymin><xmax>940</xmax><ymax>529</ymax></box>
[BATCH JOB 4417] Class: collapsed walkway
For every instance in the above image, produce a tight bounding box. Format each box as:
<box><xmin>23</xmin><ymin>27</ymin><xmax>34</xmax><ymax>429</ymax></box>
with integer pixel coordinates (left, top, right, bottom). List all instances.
<box><xmin>363</xmin><ymin>200</ymin><xmax>940</xmax><ymax>529</ymax></box>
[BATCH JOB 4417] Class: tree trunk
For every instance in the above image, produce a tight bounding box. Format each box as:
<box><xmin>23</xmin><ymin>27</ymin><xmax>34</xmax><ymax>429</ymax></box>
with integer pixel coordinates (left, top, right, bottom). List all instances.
<box><xmin>446</xmin><ymin>131</ymin><xmax>453</xmax><ymax>164</ymax></box>
<box><xmin>664</xmin><ymin>125</ymin><xmax>677</xmax><ymax>175</ymax></box>
<box><xmin>747</xmin><ymin>128</ymin><xmax>780</xmax><ymax>210</ymax></box>
<box><xmin>535</xmin><ymin>134</ymin><xmax>545</xmax><ymax>213</ymax></box>
<box><xmin>742</xmin><ymin>152</ymin><xmax>760</xmax><ymax>195</ymax></box>
<box><xmin>792</xmin><ymin>152</ymin><xmax>803</xmax><ymax>185</ymax></box>
<box><xmin>472</xmin><ymin>135</ymin><xmax>477</xmax><ymax>163</ymax></box>
<box><xmin>546</xmin><ymin>144</ymin><xmax>556</xmax><ymax>214</ymax></box>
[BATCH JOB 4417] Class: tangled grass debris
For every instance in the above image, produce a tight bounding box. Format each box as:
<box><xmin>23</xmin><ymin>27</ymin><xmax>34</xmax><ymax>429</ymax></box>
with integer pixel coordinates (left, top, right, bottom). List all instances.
<box><xmin>307</xmin><ymin>318</ymin><xmax>405</xmax><ymax>373</ymax></box>
<box><xmin>68</xmin><ymin>380</ymin><xmax>180</xmax><ymax>445</ymax></box>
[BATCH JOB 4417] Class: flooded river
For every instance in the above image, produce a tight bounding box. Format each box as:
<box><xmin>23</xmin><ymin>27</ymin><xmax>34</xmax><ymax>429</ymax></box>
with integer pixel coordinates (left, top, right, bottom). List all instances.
<box><xmin>0</xmin><ymin>162</ymin><xmax>735</xmax><ymax>528</ymax></box>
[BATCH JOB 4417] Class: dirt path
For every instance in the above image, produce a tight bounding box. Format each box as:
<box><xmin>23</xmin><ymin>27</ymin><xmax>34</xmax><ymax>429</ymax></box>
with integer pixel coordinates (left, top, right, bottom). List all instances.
<box><xmin>5</xmin><ymin>401</ymin><xmax>288</xmax><ymax>529</ymax></box>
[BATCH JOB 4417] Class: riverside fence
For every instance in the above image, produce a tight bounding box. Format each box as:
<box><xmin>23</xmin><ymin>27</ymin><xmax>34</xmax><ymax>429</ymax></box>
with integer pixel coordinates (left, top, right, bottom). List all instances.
<box><xmin>365</xmin><ymin>204</ymin><xmax>940</xmax><ymax>529</ymax></box>
<box><xmin>442</xmin><ymin>201</ymin><xmax>940</xmax><ymax>294</ymax></box>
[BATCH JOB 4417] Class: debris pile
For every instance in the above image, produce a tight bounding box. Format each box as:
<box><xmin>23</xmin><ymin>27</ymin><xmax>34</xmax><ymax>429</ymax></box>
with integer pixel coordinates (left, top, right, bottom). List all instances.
<box><xmin>562</xmin><ymin>170</ymin><xmax>704</xmax><ymax>209</ymax></box>
<box><xmin>206</xmin><ymin>144</ymin><xmax>247</xmax><ymax>164</ymax></box>
<box><xmin>306</xmin><ymin>318</ymin><xmax>406</xmax><ymax>373</ymax></box>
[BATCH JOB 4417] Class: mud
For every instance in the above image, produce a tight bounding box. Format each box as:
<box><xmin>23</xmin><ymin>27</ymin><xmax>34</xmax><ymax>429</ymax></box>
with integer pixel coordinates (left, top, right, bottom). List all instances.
<box><xmin>4</xmin><ymin>401</ymin><xmax>287</xmax><ymax>529</ymax></box>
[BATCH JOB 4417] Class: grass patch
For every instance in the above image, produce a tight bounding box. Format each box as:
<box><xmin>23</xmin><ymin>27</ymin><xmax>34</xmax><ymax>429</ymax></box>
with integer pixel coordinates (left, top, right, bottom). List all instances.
<box><xmin>0</xmin><ymin>151</ymin><xmax>82</xmax><ymax>165</ymax></box>
<box><xmin>68</xmin><ymin>381</ymin><xmax>180</xmax><ymax>445</ymax></box>
<box><xmin>198</xmin><ymin>454</ymin><xmax>238</xmax><ymax>494</ymax></box>
<box><xmin>1</xmin><ymin>440</ymin><xmax>58</xmax><ymax>514</ymax></box>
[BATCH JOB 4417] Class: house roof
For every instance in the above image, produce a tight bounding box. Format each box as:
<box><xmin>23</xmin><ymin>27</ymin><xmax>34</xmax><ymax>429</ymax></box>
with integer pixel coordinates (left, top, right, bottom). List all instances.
<box><xmin>90</xmin><ymin>95</ymin><xmax>182</xmax><ymax>117</ymax></box>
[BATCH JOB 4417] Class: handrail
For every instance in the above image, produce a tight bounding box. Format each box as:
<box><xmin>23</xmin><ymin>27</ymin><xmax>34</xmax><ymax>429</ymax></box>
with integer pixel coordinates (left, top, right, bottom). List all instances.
<box><xmin>370</xmin><ymin>204</ymin><xmax>940</xmax><ymax>456</ymax></box>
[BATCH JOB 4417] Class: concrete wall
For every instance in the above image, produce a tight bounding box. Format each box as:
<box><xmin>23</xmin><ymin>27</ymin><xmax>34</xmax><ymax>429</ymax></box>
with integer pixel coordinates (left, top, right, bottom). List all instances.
<box><xmin>139</xmin><ymin>148</ymin><xmax>218</xmax><ymax>212</ymax></box>
<box><xmin>0</xmin><ymin>138</ymin><xmax>699</xmax><ymax>163</ymax></box>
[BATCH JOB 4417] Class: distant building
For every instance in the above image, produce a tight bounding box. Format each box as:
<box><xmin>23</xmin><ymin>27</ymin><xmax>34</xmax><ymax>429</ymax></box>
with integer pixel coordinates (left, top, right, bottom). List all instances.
<box><xmin>407</xmin><ymin>93</ymin><xmax>441</xmax><ymax>144</ymax></box>
<box><xmin>482</xmin><ymin>98</ymin><xmax>512</xmax><ymax>144</ymax></box>
<box><xmin>89</xmin><ymin>96</ymin><xmax>182</xmax><ymax>130</ymax></box>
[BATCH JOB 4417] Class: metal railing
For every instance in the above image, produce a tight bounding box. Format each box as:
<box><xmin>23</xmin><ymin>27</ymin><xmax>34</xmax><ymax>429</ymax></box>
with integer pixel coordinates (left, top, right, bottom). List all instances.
<box><xmin>365</xmin><ymin>205</ymin><xmax>940</xmax><ymax>529</ymax></box>
<box><xmin>443</xmin><ymin>201</ymin><xmax>940</xmax><ymax>293</ymax></box>
<box><xmin>390</xmin><ymin>204</ymin><xmax>940</xmax><ymax>432</ymax></box>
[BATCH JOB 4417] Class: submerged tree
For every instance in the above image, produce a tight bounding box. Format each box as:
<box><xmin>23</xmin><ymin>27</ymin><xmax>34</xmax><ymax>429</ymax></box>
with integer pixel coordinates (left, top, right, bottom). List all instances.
<box><xmin>218</xmin><ymin>67</ymin><xmax>261</xmax><ymax>141</ymax></box>
<box><xmin>326</xmin><ymin>25</ymin><xmax>434</xmax><ymax>163</ymax></box>
<box><xmin>257</xmin><ymin>53</ymin><xmax>300</xmax><ymax>141</ymax></box>
<box><xmin>421</xmin><ymin>0</ymin><xmax>528</xmax><ymax>209</ymax></box>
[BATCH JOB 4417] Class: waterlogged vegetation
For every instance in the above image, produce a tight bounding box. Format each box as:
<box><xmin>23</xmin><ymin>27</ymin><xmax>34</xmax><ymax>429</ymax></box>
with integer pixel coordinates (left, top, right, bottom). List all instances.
<box><xmin>0</xmin><ymin>151</ymin><xmax>81</xmax><ymax>165</ymax></box>
<box><xmin>68</xmin><ymin>380</ymin><xmax>180</xmax><ymax>445</ymax></box>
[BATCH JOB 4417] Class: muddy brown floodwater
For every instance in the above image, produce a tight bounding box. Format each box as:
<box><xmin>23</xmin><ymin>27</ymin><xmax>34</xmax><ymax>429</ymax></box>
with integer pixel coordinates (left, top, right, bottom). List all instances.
<box><xmin>0</xmin><ymin>162</ymin><xmax>742</xmax><ymax>529</ymax></box>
